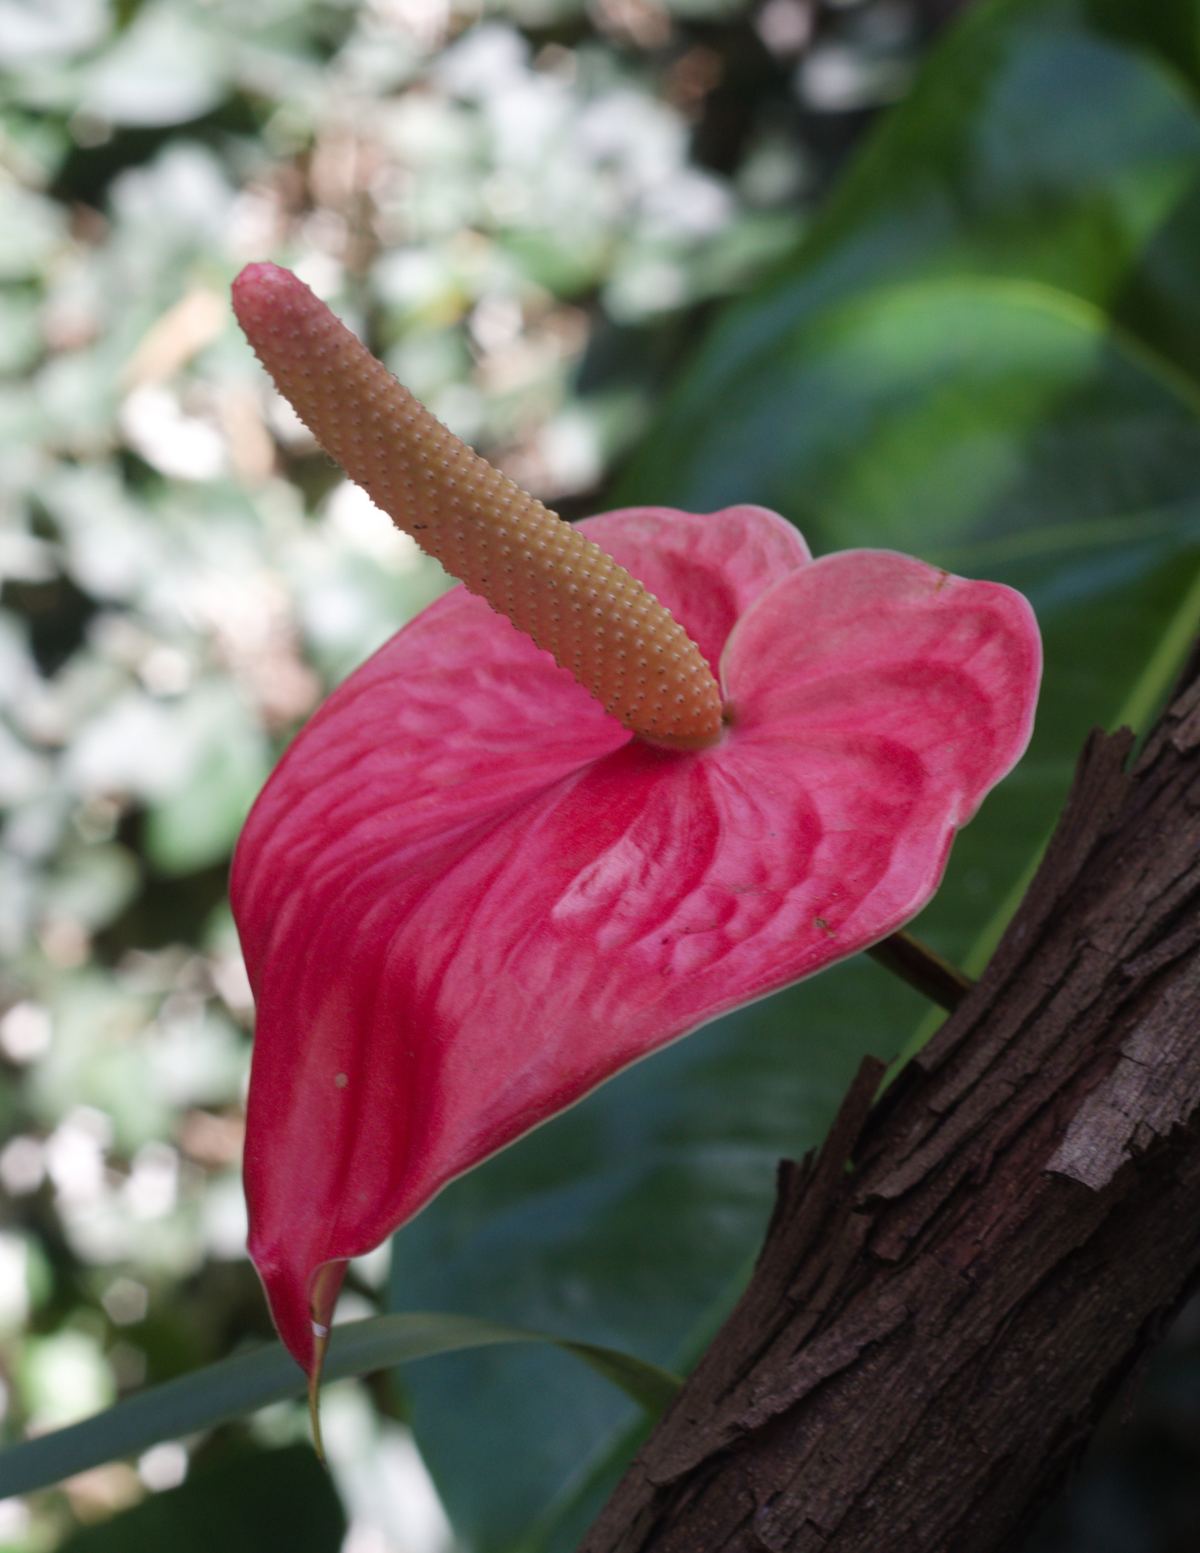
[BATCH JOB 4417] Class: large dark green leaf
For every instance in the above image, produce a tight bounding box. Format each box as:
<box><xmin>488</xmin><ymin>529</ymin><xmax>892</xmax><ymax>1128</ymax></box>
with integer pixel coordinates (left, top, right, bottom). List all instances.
<box><xmin>392</xmin><ymin>959</ymin><xmax>928</xmax><ymax>1552</ymax></box>
<box><xmin>393</xmin><ymin>2</ymin><xmax>1200</xmax><ymax>1548</ymax></box>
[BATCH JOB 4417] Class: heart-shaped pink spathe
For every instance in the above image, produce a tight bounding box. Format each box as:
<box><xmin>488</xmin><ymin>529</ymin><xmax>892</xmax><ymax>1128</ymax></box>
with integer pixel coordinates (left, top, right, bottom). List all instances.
<box><xmin>233</xmin><ymin>503</ymin><xmax>1041</xmax><ymax>1370</ymax></box>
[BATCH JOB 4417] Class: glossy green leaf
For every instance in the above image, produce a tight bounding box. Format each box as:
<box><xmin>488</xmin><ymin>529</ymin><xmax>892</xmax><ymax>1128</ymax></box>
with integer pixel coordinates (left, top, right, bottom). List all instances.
<box><xmin>616</xmin><ymin>0</ymin><xmax>1200</xmax><ymax>469</ymax></box>
<box><xmin>392</xmin><ymin>2</ymin><xmax>1200</xmax><ymax>1549</ymax></box>
<box><xmin>0</xmin><ymin>1312</ymin><xmax>679</xmax><ymax>1498</ymax></box>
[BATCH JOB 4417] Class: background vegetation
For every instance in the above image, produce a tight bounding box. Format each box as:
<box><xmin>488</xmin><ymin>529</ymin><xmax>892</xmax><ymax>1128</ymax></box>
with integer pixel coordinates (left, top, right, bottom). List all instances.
<box><xmin>2</xmin><ymin>0</ymin><xmax>1200</xmax><ymax>1548</ymax></box>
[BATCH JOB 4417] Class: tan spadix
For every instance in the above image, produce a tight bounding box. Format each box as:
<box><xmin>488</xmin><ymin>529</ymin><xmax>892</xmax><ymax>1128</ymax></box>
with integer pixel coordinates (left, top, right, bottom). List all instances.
<box><xmin>232</xmin><ymin>263</ymin><xmax>724</xmax><ymax>750</ymax></box>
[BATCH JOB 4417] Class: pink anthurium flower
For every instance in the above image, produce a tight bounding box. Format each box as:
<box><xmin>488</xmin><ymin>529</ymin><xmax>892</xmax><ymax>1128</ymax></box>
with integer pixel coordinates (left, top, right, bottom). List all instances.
<box><xmin>232</xmin><ymin>264</ymin><xmax>1041</xmax><ymax>1386</ymax></box>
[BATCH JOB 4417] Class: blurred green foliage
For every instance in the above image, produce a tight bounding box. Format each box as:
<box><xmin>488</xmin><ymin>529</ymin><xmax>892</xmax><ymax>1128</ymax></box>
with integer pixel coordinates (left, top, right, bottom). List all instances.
<box><xmin>3</xmin><ymin>0</ymin><xmax>1200</xmax><ymax>1550</ymax></box>
<box><xmin>56</xmin><ymin>1443</ymin><xmax>346</xmax><ymax>1553</ymax></box>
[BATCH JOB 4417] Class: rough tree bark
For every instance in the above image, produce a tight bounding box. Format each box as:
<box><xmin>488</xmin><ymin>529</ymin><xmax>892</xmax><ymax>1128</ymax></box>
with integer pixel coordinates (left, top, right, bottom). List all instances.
<box><xmin>578</xmin><ymin>646</ymin><xmax>1200</xmax><ymax>1553</ymax></box>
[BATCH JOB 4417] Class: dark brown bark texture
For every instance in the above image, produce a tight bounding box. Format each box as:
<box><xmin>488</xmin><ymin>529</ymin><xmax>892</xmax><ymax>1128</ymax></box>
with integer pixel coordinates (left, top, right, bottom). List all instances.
<box><xmin>578</xmin><ymin>649</ymin><xmax>1200</xmax><ymax>1553</ymax></box>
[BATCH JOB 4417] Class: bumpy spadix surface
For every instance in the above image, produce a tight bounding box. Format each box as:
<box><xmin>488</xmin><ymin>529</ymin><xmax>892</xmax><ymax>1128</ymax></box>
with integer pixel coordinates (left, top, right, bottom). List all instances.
<box><xmin>232</xmin><ymin>263</ymin><xmax>722</xmax><ymax>749</ymax></box>
<box><xmin>233</xmin><ymin>496</ymin><xmax>1041</xmax><ymax>1371</ymax></box>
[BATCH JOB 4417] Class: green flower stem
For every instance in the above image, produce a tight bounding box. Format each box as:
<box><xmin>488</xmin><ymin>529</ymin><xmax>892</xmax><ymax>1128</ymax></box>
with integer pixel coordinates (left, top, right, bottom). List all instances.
<box><xmin>866</xmin><ymin>930</ymin><xmax>974</xmax><ymax>1012</ymax></box>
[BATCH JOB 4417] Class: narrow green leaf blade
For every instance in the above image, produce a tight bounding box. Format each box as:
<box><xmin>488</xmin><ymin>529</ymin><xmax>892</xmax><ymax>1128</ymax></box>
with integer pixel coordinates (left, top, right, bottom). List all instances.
<box><xmin>552</xmin><ymin>1341</ymin><xmax>681</xmax><ymax>1419</ymax></box>
<box><xmin>0</xmin><ymin>1313</ymin><xmax>679</xmax><ymax>1499</ymax></box>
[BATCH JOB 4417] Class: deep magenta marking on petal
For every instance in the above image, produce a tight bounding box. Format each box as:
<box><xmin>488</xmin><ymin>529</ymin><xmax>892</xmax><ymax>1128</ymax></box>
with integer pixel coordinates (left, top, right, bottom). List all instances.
<box><xmin>234</xmin><ymin>507</ymin><xmax>1041</xmax><ymax>1371</ymax></box>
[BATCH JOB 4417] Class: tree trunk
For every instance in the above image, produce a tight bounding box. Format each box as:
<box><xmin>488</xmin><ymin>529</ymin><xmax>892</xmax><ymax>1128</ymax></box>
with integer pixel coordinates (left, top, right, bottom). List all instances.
<box><xmin>578</xmin><ymin>646</ymin><xmax>1200</xmax><ymax>1553</ymax></box>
